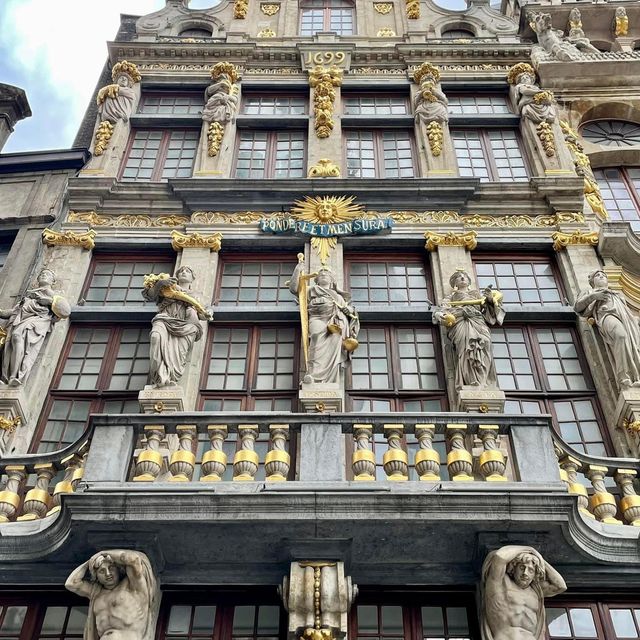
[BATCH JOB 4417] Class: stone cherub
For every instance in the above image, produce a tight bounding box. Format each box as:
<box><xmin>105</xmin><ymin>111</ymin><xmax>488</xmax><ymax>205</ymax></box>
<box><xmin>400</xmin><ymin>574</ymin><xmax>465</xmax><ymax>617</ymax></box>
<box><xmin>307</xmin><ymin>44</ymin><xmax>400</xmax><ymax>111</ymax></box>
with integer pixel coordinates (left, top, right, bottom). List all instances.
<box><xmin>66</xmin><ymin>550</ymin><xmax>159</xmax><ymax>640</ymax></box>
<box><xmin>574</xmin><ymin>270</ymin><xmax>640</xmax><ymax>388</ymax></box>
<box><xmin>481</xmin><ymin>546</ymin><xmax>566</xmax><ymax>640</ymax></box>
<box><xmin>0</xmin><ymin>268</ymin><xmax>70</xmax><ymax>386</ymax></box>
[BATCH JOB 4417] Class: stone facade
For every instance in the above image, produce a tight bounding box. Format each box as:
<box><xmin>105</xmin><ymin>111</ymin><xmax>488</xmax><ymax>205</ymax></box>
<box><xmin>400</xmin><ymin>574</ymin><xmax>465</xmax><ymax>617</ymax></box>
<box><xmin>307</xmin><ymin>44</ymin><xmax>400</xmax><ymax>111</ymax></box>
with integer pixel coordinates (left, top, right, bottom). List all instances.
<box><xmin>1</xmin><ymin>0</ymin><xmax>640</xmax><ymax>638</ymax></box>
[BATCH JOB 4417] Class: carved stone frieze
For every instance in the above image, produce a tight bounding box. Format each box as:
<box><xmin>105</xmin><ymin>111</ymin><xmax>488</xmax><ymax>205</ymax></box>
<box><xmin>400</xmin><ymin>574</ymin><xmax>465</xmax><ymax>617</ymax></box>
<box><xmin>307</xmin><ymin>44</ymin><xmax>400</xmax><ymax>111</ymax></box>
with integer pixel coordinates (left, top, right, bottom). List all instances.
<box><xmin>67</xmin><ymin>211</ymin><xmax>190</xmax><ymax>228</ymax></box>
<box><xmin>42</xmin><ymin>228</ymin><xmax>96</xmax><ymax>250</ymax></box>
<box><xmin>171</xmin><ymin>231</ymin><xmax>223</xmax><ymax>252</ymax></box>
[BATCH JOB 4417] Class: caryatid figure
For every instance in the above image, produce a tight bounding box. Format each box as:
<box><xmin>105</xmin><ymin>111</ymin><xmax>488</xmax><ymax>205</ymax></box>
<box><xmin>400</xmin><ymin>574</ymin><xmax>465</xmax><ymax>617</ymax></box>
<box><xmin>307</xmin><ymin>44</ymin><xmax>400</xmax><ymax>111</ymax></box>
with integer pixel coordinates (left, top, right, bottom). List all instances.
<box><xmin>507</xmin><ymin>63</ymin><xmax>556</xmax><ymax>125</ymax></box>
<box><xmin>480</xmin><ymin>545</ymin><xmax>566</xmax><ymax>640</ymax></box>
<box><xmin>65</xmin><ymin>549</ymin><xmax>160</xmax><ymax>640</ymax></box>
<box><xmin>574</xmin><ymin>270</ymin><xmax>640</xmax><ymax>388</ymax></box>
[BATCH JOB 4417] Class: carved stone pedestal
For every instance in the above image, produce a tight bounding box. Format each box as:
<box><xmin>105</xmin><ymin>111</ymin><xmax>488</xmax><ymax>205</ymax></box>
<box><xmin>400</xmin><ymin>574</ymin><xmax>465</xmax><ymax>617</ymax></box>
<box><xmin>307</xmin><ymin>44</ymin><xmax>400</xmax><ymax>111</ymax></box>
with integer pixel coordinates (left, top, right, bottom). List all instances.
<box><xmin>0</xmin><ymin>386</ymin><xmax>29</xmax><ymax>455</ymax></box>
<box><xmin>281</xmin><ymin>561</ymin><xmax>357</xmax><ymax>640</ymax></box>
<box><xmin>299</xmin><ymin>383</ymin><xmax>344</xmax><ymax>413</ymax></box>
<box><xmin>138</xmin><ymin>385</ymin><xmax>185</xmax><ymax>414</ymax></box>
<box><xmin>456</xmin><ymin>386</ymin><xmax>505</xmax><ymax>413</ymax></box>
<box><xmin>615</xmin><ymin>388</ymin><xmax>640</xmax><ymax>449</ymax></box>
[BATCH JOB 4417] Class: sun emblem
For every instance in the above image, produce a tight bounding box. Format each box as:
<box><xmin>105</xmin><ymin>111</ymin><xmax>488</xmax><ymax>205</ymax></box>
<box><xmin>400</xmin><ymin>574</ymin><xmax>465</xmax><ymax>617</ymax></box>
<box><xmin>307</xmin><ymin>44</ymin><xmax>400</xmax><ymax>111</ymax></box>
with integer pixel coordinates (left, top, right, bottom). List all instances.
<box><xmin>292</xmin><ymin>195</ymin><xmax>363</xmax><ymax>224</ymax></box>
<box><xmin>291</xmin><ymin>195</ymin><xmax>364</xmax><ymax>265</ymax></box>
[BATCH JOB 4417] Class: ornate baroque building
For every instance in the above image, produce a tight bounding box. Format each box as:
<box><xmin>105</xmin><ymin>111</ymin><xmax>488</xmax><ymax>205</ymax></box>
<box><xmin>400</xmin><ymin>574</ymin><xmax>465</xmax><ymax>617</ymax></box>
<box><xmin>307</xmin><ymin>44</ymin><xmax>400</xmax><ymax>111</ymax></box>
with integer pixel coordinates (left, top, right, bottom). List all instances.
<box><xmin>1</xmin><ymin>0</ymin><xmax>640</xmax><ymax>638</ymax></box>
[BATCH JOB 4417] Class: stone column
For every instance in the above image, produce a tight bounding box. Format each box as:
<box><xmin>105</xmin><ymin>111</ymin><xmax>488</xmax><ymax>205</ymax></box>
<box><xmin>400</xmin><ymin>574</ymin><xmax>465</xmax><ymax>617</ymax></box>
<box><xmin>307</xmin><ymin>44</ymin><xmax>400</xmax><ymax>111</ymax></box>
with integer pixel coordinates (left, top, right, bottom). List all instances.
<box><xmin>80</xmin><ymin>62</ymin><xmax>142</xmax><ymax>178</ymax></box>
<box><xmin>0</xmin><ymin>230</ymin><xmax>95</xmax><ymax>454</ymax></box>
<box><xmin>138</xmin><ymin>231</ymin><xmax>220</xmax><ymax>413</ymax></box>
<box><xmin>193</xmin><ymin>63</ymin><xmax>241</xmax><ymax>178</ymax></box>
<box><xmin>282</xmin><ymin>561</ymin><xmax>357</xmax><ymax>640</ymax></box>
<box><xmin>0</xmin><ymin>83</ymin><xmax>31</xmax><ymax>152</ymax></box>
<box><xmin>410</xmin><ymin>63</ymin><xmax>457</xmax><ymax>178</ymax></box>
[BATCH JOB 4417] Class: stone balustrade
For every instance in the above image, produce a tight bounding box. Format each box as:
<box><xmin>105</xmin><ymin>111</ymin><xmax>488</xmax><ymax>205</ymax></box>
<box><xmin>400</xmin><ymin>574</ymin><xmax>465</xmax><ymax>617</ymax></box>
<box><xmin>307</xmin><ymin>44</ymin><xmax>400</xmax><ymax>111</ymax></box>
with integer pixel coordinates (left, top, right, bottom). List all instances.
<box><xmin>0</xmin><ymin>439</ymin><xmax>89</xmax><ymax>523</ymax></box>
<box><xmin>554</xmin><ymin>437</ymin><xmax>640</xmax><ymax>527</ymax></box>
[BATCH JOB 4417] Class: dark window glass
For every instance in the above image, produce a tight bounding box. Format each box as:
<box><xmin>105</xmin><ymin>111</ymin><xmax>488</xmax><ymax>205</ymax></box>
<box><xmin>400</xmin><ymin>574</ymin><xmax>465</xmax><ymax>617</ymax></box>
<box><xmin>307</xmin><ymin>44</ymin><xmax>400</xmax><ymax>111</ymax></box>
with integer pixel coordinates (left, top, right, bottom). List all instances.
<box><xmin>345</xmin><ymin>130</ymin><xmax>415</xmax><ymax>178</ymax></box>
<box><xmin>581</xmin><ymin>120</ymin><xmax>640</xmax><ymax>148</ymax></box>
<box><xmin>0</xmin><ymin>236</ymin><xmax>15</xmax><ymax>270</ymax></box>
<box><xmin>441</xmin><ymin>29</ymin><xmax>475</xmax><ymax>39</ymax></box>
<box><xmin>234</xmin><ymin>131</ymin><xmax>306</xmax><ymax>179</ymax></box>
<box><xmin>34</xmin><ymin>327</ymin><xmax>149</xmax><ymax>452</ymax></box>
<box><xmin>83</xmin><ymin>256</ymin><xmax>175</xmax><ymax>306</ymax></box>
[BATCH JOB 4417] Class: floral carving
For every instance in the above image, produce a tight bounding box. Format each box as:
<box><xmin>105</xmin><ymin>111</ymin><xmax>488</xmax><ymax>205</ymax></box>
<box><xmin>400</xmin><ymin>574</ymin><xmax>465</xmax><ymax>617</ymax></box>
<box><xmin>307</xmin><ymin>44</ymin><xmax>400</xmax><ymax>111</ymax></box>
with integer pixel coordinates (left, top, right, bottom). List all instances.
<box><xmin>308</xmin><ymin>66</ymin><xmax>343</xmax><ymax>139</ymax></box>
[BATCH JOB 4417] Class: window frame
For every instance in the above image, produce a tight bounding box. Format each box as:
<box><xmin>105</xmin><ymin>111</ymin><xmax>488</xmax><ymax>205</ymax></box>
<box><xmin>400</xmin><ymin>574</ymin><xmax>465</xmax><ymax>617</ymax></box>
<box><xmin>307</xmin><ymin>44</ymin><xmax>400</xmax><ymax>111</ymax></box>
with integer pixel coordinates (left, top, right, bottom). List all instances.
<box><xmin>119</xmin><ymin>127</ymin><xmax>200</xmax><ymax>182</ymax></box>
<box><xmin>594</xmin><ymin>166</ymin><xmax>640</xmax><ymax>223</ymax></box>
<box><xmin>232</xmin><ymin>129</ymin><xmax>307</xmax><ymax>179</ymax></box>
<box><xmin>137</xmin><ymin>92</ymin><xmax>205</xmax><ymax>115</ymax></box>
<box><xmin>341</xmin><ymin>93</ymin><xmax>411</xmax><ymax>116</ymax></box>
<box><xmin>239</xmin><ymin>93</ymin><xmax>308</xmax><ymax>117</ymax></box>
<box><xmin>299</xmin><ymin>0</ymin><xmax>355</xmax><ymax>36</ymax></box>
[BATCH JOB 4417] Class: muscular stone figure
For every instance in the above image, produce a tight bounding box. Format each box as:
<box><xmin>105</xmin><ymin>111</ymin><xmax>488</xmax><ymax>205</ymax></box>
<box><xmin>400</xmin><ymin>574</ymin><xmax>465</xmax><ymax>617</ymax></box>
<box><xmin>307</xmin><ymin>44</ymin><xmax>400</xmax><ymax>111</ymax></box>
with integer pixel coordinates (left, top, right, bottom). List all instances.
<box><xmin>65</xmin><ymin>550</ymin><xmax>159</xmax><ymax>640</ymax></box>
<box><xmin>529</xmin><ymin>12</ymin><xmax>582</xmax><ymax>61</ymax></box>
<box><xmin>481</xmin><ymin>546</ymin><xmax>566</xmax><ymax>640</ymax></box>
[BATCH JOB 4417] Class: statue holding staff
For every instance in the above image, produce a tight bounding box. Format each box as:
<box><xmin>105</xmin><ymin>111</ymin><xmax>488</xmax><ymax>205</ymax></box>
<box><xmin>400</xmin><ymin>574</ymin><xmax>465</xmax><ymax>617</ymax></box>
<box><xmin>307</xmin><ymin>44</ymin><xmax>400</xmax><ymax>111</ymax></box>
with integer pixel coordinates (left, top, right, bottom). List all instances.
<box><xmin>288</xmin><ymin>253</ymin><xmax>359</xmax><ymax>385</ymax></box>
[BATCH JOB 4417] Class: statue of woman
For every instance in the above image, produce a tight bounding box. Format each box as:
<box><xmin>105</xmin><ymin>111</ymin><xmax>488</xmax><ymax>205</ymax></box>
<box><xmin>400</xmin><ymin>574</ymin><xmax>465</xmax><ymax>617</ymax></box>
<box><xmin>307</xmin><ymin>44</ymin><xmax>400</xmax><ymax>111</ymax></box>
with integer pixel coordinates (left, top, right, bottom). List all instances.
<box><xmin>288</xmin><ymin>255</ymin><xmax>360</xmax><ymax>385</ymax></box>
<box><xmin>507</xmin><ymin>64</ymin><xmax>556</xmax><ymax>125</ymax></box>
<box><xmin>433</xmin><ymin>270</ymin><xmax>505</xmax><ymax>389</ymax></box>
<box><xmin>142</xmin><ymin>266</ymin><xmax>211</xmax><ymax>388</ymax></box>
<box><xmin>574</xmin><ymin>270</ymin><xmax>640</xmax><ymax>388</ymax></box>
<box><xmin>0</xmin><ymin>268</ymin><xmax>70</xmax><ymax>386</ymax></box>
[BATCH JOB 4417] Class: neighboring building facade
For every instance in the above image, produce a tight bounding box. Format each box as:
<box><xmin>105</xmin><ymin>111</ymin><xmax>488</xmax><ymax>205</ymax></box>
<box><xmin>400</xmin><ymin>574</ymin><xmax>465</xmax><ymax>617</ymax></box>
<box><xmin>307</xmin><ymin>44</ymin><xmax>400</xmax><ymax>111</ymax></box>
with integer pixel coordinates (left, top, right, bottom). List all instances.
<box><xmin>1</xmin><ymin>0</ymin><xmax>640</xmax><ymax>639</ymax></box>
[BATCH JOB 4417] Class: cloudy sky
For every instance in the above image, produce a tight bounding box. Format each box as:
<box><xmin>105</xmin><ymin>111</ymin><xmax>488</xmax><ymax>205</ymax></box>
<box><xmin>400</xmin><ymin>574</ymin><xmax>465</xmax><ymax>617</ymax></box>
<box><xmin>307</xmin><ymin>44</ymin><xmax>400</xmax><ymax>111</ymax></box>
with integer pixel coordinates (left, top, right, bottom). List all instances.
<box><xmin>0</xmin><ymin>0</ymin><xmax>466</xmax><ymax>154</ymax></box>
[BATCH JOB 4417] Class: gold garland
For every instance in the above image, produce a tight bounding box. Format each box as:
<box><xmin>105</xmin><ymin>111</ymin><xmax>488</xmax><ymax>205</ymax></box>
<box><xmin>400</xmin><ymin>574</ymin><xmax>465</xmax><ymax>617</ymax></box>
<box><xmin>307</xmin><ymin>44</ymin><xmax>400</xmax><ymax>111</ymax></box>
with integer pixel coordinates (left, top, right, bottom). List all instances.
<box><xmin>426</xmin><ymin>121</ymin><xmax>444</xmax><ymax>156</ymax></box>
<box><xmin>406</xmin><ymin>0</ymin><xmax>420</xmax><ymax>18</ymax></box>
<box><xmin>536</xmin><ymin>122</ymin><xmax>555</xmax><ymax>157</ymax></box>
<box><xmin>93</xmin><ymin>121</ymin><xmax>114</xmax><ymax>156</ymax></box>
<box><xmin>234</xmin><ymin>0</ymin><xmax>248</xmax><ymax>18</ymax></box>
<box><xmin>308</xmin><ymin>66</ymin><xmax>343</xmax><ymax>139</ymax></box>
<box><xmin>207</xmin><ymin>122</ymin><xmax>225</xmax><ymax>157</ymax></box>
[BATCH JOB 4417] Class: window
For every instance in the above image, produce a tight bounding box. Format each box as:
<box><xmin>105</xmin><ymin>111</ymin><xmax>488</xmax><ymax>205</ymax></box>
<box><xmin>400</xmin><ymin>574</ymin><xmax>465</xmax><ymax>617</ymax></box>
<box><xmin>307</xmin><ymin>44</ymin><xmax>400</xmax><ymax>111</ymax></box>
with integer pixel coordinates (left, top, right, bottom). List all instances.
<box><xmin>121</xmin><ymin>129</ymin><xmax>199</xmax><ymax>181</ymax></box>
<box><xmin>215</xmin><ymin>257</ymin><xmax>297</xmax><ymax>306</ymax></box>
<box><xmin>594</xmin><ymin>167</ymin><xmax>640</xmax><ymax>226</ymax></box>
<box><xmin>0</xmin><ymin>599</ymin><xmax>88</xmax><ymax>640</ymax></box>
<box><xmin>581</xmin><ymin>120</ymin><xmax>640</xmax><ymax>148</ymax></box>
<box><xmin>241</xmin><ymin>96</ymin><xmax>306</xmax><ymax>116</ymax></box>
<box><xmin>300</xmin><ymin>0</ymin><xmax>354</xmax><ymax>35</ymax></box>
<box><xmin>82</xmin><ymin>255</ymin><xmax>175</xmax><ymax>306</ymax></box>
<box><xmin>346</xmin><ymin>256</ymin><xmax>431</xmax><ymax>305</ymax></box>
<box><xmin>234</xmin><ymin>131</ymin><xmax>306</xmax><ymax>178</ymax></box>
<box><xmin>448</xmin><ymin>95</ymin><xmax>510</xmax><ymax>116</ymax></box>
<box><xmin>34</xmin><ymin>326</ymin><xmax>149</xmax><ymax>452</ymax></box>
<box><xmin>441</xmin><ymin>29</ymin><xmax>475</xmax><ymax>38</ymax></box>
<box><xmin>179</xmin><ymin>27</ymin><xmax>213</xmax><ymax>37</ymax></box>
<box><xmin>452</xmin><ymin>129</ymin><xmax>528</xmax><ymax>181</ymax></box>
<box><xmin>345</xmin><ymin>130</ymin><xmax>416</xmax><ymax>178</ymax></box>
<box><xmin>138</xmin><ymin>93</ymin><xmax>204</xmax><ymax>115</ymax></box>
<box><xmin>200</xmin><ymin>325</ymin><xmax>299</xmax><ymax>412</ymax></box>
<box><xmin>473</xmin><ymin>257</ymin><xmax>564</xmax><ymax>306</ymax></box>
<box><xmin>0</xmin><ymin>234</ymin><xmax>15</xmax><ymax>271</ymax></box>
<box><xmin>493</xmin><ymin>326</ymin><xmax>610</xmax><ymax>455</ymax></box>
<box><xmin>343</xmin><ymin>95</ymin><xmax>409</xmax><ymax>116</ymax></box>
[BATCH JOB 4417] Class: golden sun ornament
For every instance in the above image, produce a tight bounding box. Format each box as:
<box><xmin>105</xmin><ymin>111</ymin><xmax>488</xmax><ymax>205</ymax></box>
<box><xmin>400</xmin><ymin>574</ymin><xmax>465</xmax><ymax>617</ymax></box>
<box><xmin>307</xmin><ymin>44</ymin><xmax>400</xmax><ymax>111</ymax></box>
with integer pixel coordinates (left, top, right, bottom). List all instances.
<box><xmin>291</xmin><ymin>195</ymin><xmax>365</xmax><ymax>265</ymax></box>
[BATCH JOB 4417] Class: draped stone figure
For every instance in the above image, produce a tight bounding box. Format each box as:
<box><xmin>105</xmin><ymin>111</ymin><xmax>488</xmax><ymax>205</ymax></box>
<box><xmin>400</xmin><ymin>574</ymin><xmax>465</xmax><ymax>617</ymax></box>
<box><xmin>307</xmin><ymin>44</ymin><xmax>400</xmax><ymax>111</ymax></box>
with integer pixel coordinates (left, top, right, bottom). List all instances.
<box><xmin>413</xmin><ymin>63</ymin><xmax>449</xmax><ymax>125</ymax></box>
<box><xmin>288</xmin><ymin>254</ymin><xmax>360</xmax><ymax>385</ymax></box>
<box><xmin>65</xmin><ymin>549</ymin><xmax>160</xmax><ymax>640</ymax></box>
<box><xmin>0</xmin><ymin>268</ymin><xmax>70</xmax><ymax>386</ymax></box>
<box><xmin>433</xmin><ymin>270</ymin><xmax>505</xmax><ymax>390</ymax></box>
<box><xmin>574</xmin><ymin>270</ymin><xmax>640</xmax><ymax>388</ymax></box>
<box><xmin>97</xmin><ymin>61</ymin><xmax>140</xmax><ymax>125</ymax></box>
<box><xmin>508</xmin><ymin>64</ymin><xmax>556</xmax><ymax>125</ymax></box>
<box><xmin>142</xmin><ymin>267</ymin><xmax>211</xmax><ymax>388</ymax></box>
<box><xmin>480</xmin><ymin>545</ymin><xmax>566</xmax><ymax>640</ymax></box>
<box><xmin>566</xmin><ymin>8</ymin><xmax>600</xmax><ymax>55</ymax></box>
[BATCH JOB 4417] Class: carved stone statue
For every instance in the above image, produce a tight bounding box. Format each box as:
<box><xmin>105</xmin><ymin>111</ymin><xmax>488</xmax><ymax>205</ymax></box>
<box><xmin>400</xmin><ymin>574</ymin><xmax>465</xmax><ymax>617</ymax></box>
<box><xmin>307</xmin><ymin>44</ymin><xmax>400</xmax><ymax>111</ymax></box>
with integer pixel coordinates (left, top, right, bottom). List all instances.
<box><xmin>433</xmin><ymin>270</ymin><xmax>505</xmax><ymax>390</ymax></box>
<box><xmin>566</xmin><ymin>8</ymin><xmax>600</xmax><ymax>55</ymax></box>
<box><xmin>615</xmin><ymin>7</ymin><xmax>629</xmax><ymax>37</ymax></box>
<box><xmin>97</xmin><ymin>61</ymin><xmax>140</xmax><ymax>125</ymax></box>
<box><xmin>529</xmin><ymin>12</ymin><xmax>582</xmax><ymax>61</ymax></box>
<box><xmin>412</xmin><ymin>62</ymin><xmax>449</xmax><ymax>125</ymax></box>
<box><xmin>0</xmin><ymin>268</ymin><xmax>70</xmax><ymax>386</ymax></box>
<box><xmin>65</xmin><ymin>549</ymin><xmax>160</xmax><ymax>640</ymax></box>
<box><xmin>202</xmin><ymin>62</ymin><xmax>239</xmax><ymax>157</ymax></box>
<box><xmin>507</xmin><ymin>63</ymin><xmax>556</xmax><ymax>125</ymax></box>
<box><xmin>142</xmin><ymin>266</ymin><xmax>211</xmax><ymax>388</ymax></box>
<box><xmin>575</xmin><ymin>270</ymin><xmax>640</xmax><ymax>388</ymax></box>
<box><xmin>288</xmin><ymin>254</ymin><xmax>360</xmax><ymax>385</ymax></box>
<box><xmin>480</xmin><ymin>545</ymin><xmax>566</xmax><ymax>640</ymax></box>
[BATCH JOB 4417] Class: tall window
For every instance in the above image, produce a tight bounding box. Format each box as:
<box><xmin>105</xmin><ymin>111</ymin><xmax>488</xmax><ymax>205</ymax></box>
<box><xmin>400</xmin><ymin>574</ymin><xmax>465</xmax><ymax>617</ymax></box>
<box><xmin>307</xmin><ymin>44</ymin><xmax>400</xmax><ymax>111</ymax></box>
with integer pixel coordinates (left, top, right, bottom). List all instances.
<box><xmin>200</xmin><ymin>325</ymin><xmax>299</xmax><ymax>412</ymax></box>
<box><xmin>344</xmin><ymin>130</ymin><xmax>415</xmax><ymax>178</ymax></box>
<box><xmin>493</xmin><ymin>325</ymin><xmax>610</xmax><ymax>455</ymax></box>
<box><xmin>215</xmin><ymin>257</ymin><xmax>297</xmax><ymax>306</ymax></box>
<box><xmin>34</xmin><ymin>326</ymin><xmax>149</xmax><ymax>452</ymax></box>
<box><xmin>594</xmin><ymin>167</ymin><xmax>640</xmax><ymax>227</ymax></box>
<box><xmin>451</xmin><ymin>129</ymin><xmax>528</xmax><ymax>181</ymax></box>
<box><xmin>300</xmin><ymin>0</ymin><xmax>354</xmax><ymax>35</ymax></box>
<box><xmin>81</xmin><ymin>255</ymin><xmax>175</xmax><ymax>306</ymax></box>
<box><xmin>234</xmin><ymin>131</ymin><xmax>306</xmax><ymax>179</ymax></box>
<box><xmin>121</xmin><ymin>129</ymin><xmax>199</xmax><ymax>181</ymax></box>
<box><xmin>473</xmin><ymin>256</ymin><xmax>565</xmax><ymax>306</ymax></box>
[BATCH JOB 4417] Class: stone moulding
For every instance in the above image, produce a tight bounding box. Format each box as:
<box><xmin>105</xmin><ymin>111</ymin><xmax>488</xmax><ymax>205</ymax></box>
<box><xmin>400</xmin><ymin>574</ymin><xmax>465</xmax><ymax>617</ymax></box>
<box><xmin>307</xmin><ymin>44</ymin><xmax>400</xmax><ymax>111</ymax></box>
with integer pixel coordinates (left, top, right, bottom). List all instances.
<box><xmin>171</xmin><ymin>231</ymin><xmax>223</xmax><ymax>252</ymax></box>
<box><xmin>42</xmin><ymin>228</ymin><xmax>96</xmax><ymax>250</ymax></box>
<box><xmin>424</xmin><ymin>231</ymin><xmax>478</xmax><ymax>251</ymax></box>
<box><xmin>552</xmin><ymin>231</ymin><xmax>599</xmax><ymax>251</ymax></box>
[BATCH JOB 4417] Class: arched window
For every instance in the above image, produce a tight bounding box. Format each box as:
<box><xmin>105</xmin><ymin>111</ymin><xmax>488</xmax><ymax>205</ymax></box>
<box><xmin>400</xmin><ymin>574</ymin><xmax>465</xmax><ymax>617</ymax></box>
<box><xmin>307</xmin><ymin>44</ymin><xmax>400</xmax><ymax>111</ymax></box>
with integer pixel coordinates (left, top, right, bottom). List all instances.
<box><xmin>441</xmin><ymin>28</ymin><xmax>475</xmax><ymax>39</ymax></box>
<box><xmin>300</xmin><ymin>0</ymin><xmax>354</xmax><ymax>36</ymax></box>
<box><xmin>581</xmin><ymin>120</ymin><xmax>640</xmax><ymax>147</ymax></box>
<box><xmin>179</xmin><ymin>27</ymin><xmax>213</xmax><ymax>37</ymax></box>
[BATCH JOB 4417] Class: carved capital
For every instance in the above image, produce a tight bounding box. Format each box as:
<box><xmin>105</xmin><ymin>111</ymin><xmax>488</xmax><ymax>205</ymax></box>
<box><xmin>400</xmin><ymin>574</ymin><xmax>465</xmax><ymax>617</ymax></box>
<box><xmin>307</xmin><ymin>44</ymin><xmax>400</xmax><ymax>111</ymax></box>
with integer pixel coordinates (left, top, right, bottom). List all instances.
<box><xmin>171</xmin><ymin>231</ymin><xmax>223</xmax><ymax>252</ymax></box>
<box><xmin>42</xmin><ymin>228</ymin><xmax>96</xmax><ymax>250</ymax></box>
<box><xmin>552</xmin><ymin>231</ymin><xmax>599</xmax><ymax>251</ymax></box>
<box><xmin>308</xmin><ymin>159</ymin><xmax>340</xmax><ymax>178</ymax></box>
<box><xmin>424</xmin><ymin>231</ymin><xmax>477</xmax><ymax>251</ymax></box>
